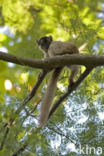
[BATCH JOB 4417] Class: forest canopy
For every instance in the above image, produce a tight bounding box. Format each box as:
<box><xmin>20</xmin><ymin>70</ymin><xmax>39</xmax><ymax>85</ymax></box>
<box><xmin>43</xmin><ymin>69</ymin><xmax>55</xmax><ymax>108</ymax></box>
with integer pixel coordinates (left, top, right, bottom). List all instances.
<box><xmin>0</xmin><ymin>0</ymin><xmax>104</xmax><ymax>155</ymax></box>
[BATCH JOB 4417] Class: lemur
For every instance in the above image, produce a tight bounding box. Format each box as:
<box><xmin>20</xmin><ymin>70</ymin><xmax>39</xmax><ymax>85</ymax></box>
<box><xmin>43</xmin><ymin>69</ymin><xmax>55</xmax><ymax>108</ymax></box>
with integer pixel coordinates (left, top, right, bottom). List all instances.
<box><xmin>37</xmin><ymin>36</ymin><xmax>79</xmax><ymax>127</ymax></box>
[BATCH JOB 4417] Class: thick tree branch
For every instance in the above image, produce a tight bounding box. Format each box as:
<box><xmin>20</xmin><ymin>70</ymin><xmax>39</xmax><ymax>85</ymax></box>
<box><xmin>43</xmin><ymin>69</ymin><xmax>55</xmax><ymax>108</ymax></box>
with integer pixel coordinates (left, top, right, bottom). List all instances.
<box><xmin>0</xmin><ymin>51</ymin><xmax>104</xmax><ymax>69</ymax></box>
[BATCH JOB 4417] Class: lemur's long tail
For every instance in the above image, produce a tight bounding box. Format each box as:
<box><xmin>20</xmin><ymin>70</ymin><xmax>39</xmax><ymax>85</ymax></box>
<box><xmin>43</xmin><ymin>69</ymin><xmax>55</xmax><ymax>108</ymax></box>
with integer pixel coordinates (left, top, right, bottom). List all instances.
<box><xmin>39</xmin><ymin>68</ymin><xmax>62</xmax><ymax>127</ymax></box>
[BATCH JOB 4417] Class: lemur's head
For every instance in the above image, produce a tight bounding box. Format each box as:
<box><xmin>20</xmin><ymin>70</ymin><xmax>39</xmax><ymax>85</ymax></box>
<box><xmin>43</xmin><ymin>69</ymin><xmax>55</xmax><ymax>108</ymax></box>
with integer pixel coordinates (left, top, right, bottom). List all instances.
<box><xmin>37</xmin><ymin>36</ymin><xmax>53</xmax><ymax>52</ymax></box>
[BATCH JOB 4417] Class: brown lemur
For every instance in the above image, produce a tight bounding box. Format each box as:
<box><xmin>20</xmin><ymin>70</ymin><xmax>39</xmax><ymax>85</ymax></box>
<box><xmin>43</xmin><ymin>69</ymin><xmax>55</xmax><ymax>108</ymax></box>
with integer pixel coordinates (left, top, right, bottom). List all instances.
<box><xmin>37</xmin><ymin>36</ymin><xmax>79</xmax><ymax>127</ymax></box>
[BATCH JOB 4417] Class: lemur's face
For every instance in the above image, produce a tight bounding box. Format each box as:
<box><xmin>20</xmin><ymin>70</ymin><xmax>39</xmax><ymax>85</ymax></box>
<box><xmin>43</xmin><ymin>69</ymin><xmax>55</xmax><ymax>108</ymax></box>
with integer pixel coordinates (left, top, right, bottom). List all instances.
<box><xmin>37</xmin><ymin>36</ymin><xmax>53</xmax><ymax>52</ymax></box>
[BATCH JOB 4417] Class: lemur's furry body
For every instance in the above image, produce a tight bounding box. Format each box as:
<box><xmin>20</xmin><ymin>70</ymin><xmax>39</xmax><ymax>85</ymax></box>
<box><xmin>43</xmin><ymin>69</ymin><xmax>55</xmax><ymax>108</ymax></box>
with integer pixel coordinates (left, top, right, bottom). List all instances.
<box><xmin>37</xmin><ymin>36</ymin><xmax>79</xmax><ymax>127</ymax></box>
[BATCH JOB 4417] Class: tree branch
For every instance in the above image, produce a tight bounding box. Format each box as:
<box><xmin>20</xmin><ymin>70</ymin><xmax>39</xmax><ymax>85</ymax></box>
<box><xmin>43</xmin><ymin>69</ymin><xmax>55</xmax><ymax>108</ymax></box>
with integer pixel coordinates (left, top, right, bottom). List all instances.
<box><xmin>0</xmin><ymin>127</ymin><xmax>9</xmax><ymax>150</ymax></box>
<box><xmin>0</xmin><ymin>51</ymin><xmax>104</xmax><ymax>69</ymax></box>
<box><xmin>12</xmin><ymin>128</ymin><xmax>40</xmax><ymax>156</ymax></box>
<box><xmin>12</xmin><ymin>143</ymin><xmax>28</xmax><ymax>156</ymax></box>
<box><xmin>48</xmin><ymin>126</ymin><xmax>76</xmax><ymax>145</ymax></box>
<box><xmin>0</xmin><ymin>70</ymin><xmax>47</xmax><ymax>150</ymax></box>
<box><xmin>49</xmin><ymin>67</ymin><xmax>93</xmax><ymax>119</ymax></box>
<box><xmin>16</xmin><ymin>70</ymin><xmax>47</xmax><ymax>114</ymax></box>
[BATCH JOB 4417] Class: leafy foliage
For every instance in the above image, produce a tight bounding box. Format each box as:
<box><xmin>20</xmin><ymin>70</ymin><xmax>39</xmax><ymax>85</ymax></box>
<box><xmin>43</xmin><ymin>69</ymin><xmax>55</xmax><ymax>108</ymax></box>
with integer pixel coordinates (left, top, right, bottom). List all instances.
<box><xmin>0</xmin><ymin>0</ymin><xmax>104</xmax><ymax>155</ymax></box>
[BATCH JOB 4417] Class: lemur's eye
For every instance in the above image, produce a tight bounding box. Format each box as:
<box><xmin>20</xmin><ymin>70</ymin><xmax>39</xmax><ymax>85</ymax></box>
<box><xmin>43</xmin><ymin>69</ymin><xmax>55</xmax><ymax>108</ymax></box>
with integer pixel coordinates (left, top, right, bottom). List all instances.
<box><xmin>40</xmin><ymin>39</ymin><xmax>43</xmax><ymax>45</ymax></box>
<box><xmin>41</xmin><ymin>39</ymin><xmax>47</xmax><ymax>45</ymax></box>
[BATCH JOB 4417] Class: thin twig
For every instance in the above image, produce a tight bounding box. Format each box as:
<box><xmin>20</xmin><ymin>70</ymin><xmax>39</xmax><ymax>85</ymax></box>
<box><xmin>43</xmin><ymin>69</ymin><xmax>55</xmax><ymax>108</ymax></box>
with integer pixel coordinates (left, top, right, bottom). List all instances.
<box><xmin>12</xmin><ymin>143</ymin><xmax>28</xmax><ymax>156</ymax></box>
<box><xmin>48</xmin><ymin>126</ymin><xmax>77</xmax><ymax>145</ymax></box>
<box><xmin>0</xmin><ymin>127</ymin><xmax>9</xmax><ymax>150</ymax></box>
<box><xmin>12</xmin><ymin>128</ymin><xmax>40</xmax><ymax>156</ymax></box>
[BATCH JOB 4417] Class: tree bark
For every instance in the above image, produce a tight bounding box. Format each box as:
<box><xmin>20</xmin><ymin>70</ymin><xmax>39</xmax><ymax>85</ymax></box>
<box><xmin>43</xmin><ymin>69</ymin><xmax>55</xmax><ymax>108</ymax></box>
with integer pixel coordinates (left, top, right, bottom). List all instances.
<box><xmin>0</xmin><ymin>51</ymin><xmax>104</xmax><ymax>69</ymax></box>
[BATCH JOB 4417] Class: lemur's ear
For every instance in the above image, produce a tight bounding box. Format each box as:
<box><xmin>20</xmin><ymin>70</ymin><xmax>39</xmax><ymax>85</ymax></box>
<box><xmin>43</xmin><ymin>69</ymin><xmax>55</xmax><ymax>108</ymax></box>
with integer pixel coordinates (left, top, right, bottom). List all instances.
<box><xmin>48</xmin><ymin>36</ymin><xmax>53</xmax><ymax>42</ymax></box>
<box><xmin>36</xmin><ymin>40</ymin><xmax>39</xmax><ymax>44</ymax></box>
